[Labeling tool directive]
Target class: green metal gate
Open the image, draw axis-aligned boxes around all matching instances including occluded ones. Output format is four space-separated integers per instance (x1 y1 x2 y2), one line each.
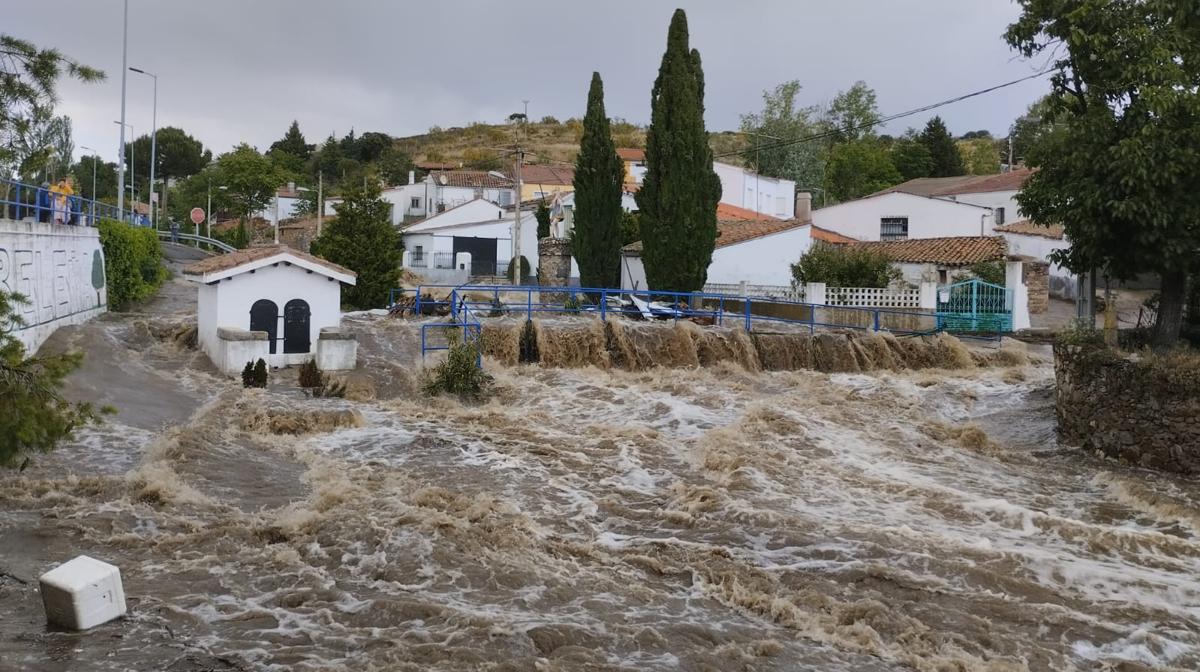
936 279 1013 333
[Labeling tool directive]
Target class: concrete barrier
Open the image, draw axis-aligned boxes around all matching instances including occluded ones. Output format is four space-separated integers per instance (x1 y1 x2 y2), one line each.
316 326 357 370
214 327 269 376
0 219 107 353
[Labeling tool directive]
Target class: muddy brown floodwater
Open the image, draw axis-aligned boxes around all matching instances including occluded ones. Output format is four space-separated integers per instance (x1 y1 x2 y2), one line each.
1 273 1199 671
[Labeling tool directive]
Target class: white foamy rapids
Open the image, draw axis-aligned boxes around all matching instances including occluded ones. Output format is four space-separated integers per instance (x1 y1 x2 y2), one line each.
4 312 1199 671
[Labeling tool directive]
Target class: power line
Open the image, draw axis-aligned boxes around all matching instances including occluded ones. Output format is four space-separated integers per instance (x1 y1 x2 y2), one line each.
717 68 1053 160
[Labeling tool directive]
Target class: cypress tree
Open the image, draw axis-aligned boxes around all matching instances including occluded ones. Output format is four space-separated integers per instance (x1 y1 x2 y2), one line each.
572 72 625 290
535 199 551 239
919 116 966 177
635 9 722 292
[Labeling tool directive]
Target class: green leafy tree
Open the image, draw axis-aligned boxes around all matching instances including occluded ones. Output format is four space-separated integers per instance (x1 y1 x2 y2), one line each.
620 211 641 246
635 9 722 292
1006 0 1200 347
823 81 881 142
919 116 965 177
376 146 414 186
790 244 900 288
959 139 1000 175
739 79 825 190
572 72 625 290
310 181 402 309
535 199 551 239
0 290 108 469
71 154 118 201
1006 96 1055 166
269 120 313 160
126 127 210 191
312 135 344 182
97 219 168 309
890 130 933 181
823 139 901 202
354 132 392 163
217 144 283 223
0 35 103 177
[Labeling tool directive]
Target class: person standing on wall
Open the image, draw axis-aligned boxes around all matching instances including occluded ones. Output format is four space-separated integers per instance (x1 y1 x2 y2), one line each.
50 177 74 225
36 182 52 223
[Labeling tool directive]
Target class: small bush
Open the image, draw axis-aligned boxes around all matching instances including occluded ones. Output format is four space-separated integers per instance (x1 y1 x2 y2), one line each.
298 359 322 388
791 243 901 288
423 338 492 400
563 294 583 312
97 219 168 310
242 358 268 388
506 255 532 284
967 261 1006 286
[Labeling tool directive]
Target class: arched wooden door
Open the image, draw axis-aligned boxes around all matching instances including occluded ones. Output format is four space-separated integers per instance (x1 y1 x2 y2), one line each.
249 299 279 354
283 299 311 354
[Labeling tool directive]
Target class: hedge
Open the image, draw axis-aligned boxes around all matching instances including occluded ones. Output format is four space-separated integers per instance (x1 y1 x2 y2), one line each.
97 219 168 310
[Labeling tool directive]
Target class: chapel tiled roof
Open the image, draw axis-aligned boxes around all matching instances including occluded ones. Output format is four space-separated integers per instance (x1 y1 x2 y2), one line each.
994 219 1065 240
182 244 356 278
851 236 1007 266
811 226 858 244
617 148 645 161
429 170 513 189
623 217 811 254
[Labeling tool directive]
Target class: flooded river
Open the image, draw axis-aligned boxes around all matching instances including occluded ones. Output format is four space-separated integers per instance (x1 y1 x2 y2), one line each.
1 272 1198 671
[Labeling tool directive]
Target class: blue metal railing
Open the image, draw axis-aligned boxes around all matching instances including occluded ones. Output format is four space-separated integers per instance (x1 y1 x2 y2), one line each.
155 230 237 253
419 286 484 365
395 284 944 342
2 177 147 227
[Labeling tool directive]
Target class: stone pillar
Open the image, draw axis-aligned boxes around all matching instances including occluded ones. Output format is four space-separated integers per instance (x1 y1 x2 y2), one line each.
537 237 573 302
806 282 827 306
1022 260 1050 314
918 281 938 310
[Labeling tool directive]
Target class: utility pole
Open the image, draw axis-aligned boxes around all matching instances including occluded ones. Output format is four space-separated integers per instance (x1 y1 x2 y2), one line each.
80 146 98 200
512 148 523 283
117 0 129 216
130 68 158 227
316 171 323 237
1007 136 1014 172
206 178 212 239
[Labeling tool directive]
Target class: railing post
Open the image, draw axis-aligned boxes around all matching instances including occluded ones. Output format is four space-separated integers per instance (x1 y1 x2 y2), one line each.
873 309 881 332
527 288 532 321
718 296 724 326
600 288 607 321
743 297 752 332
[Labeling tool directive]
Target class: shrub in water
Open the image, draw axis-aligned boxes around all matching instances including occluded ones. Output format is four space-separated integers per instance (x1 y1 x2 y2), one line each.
251 358 269 388
423 338 492 400
298 359 322 388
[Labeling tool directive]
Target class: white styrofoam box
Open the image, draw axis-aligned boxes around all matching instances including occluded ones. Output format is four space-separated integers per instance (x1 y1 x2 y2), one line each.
39 555 127 630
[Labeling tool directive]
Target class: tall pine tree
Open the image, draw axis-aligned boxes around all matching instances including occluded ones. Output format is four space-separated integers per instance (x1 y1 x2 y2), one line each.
919 116 965 177
572 72 625 290
635 9 721 292
310 180 402 309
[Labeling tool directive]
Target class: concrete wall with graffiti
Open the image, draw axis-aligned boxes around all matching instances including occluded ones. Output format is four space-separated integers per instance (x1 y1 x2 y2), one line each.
0 219 107 354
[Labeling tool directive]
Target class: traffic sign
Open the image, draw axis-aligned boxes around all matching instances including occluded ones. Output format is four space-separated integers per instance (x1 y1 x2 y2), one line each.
190 207 205 225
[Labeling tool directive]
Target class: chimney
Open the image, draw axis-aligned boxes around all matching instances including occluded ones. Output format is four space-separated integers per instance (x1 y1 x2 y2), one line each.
408 170 415 185
795 191 812 222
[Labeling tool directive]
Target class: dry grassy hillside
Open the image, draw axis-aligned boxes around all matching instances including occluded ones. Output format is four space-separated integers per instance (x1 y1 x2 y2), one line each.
393 121 748 170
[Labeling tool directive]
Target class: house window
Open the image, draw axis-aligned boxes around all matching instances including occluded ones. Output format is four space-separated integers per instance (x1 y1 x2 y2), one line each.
410 197 420 209
995 207 1006 226
412 245 425 267
938 269 949 284
880 217 909 241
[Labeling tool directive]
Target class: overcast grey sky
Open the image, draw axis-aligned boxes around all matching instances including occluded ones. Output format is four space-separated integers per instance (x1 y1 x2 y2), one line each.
9 1 1048 163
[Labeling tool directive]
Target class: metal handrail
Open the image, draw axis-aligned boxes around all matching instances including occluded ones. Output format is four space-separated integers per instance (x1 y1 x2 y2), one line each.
395 283 946 338
156 230 236 253
1 176 146 227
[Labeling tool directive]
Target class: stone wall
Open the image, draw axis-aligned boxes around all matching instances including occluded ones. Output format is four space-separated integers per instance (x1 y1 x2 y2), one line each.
1023 261 1049 314
537 238 572 287
1 219 107 354
1054 342 1200 474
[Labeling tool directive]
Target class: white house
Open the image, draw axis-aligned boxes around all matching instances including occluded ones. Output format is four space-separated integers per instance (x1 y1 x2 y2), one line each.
996 220 1075 298
254 184 308 226
424 170 515 211
712 161 797 219
616 148 795 219
850 236 1009 286
183 246 357 375
875 169 1032 227
812 191 997 243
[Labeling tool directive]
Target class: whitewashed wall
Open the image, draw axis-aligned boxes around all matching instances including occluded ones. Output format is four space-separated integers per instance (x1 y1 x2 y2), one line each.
0 219 107 354
713 161 795 218
199 264 344 369
1002 231 1076 299
621 254 647 291
949 189 1023 226
812 192 995 242
706 226 813 286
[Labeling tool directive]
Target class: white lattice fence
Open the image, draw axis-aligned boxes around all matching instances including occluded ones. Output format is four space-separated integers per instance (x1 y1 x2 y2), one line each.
825 286 922 308
703 283 805 301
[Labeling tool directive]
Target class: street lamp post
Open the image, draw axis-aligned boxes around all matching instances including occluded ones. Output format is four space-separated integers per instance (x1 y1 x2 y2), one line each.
129 67 158 228
79 146 98 200
117 0 129 215
114 121 134 222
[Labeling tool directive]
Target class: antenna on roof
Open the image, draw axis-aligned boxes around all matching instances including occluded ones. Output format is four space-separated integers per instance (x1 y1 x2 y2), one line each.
439 175 447 185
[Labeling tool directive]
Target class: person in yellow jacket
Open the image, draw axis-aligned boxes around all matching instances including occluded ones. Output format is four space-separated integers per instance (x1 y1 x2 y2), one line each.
50 177 74 225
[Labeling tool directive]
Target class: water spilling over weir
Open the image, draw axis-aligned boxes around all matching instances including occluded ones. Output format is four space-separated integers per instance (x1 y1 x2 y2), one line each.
2 292 1199 671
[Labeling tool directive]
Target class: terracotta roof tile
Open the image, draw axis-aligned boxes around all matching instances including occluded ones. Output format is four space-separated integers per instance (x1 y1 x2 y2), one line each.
182 244 356 278
852 236 1006 266
995 219 1064 240
520 164 575 186
623 218 810 254
811 226 857 244
716 202 775 221
617 148 645 161
873 168 1034 198
430 170 513 189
